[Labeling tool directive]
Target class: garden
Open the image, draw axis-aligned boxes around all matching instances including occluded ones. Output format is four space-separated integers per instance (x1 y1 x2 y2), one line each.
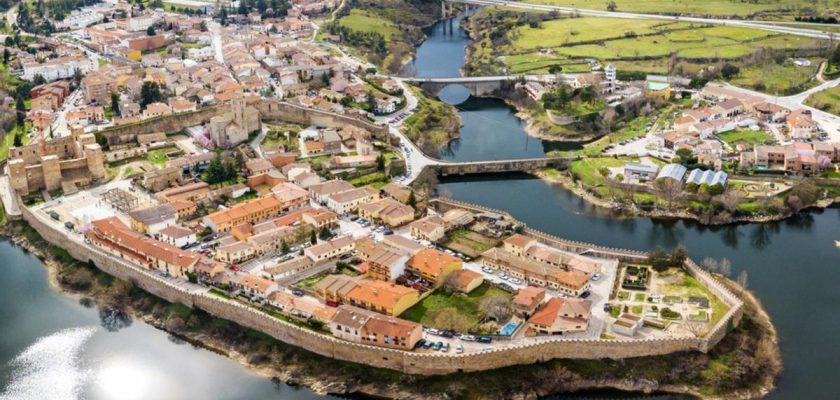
400 282 514 334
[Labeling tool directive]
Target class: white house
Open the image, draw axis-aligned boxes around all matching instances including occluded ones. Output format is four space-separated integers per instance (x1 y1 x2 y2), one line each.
611 313 644 336
158 225 197 248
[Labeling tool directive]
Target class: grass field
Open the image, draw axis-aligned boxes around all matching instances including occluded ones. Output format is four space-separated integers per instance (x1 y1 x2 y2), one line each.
717 129 774 147
522 0 834 18
804 85 840 116
400 283 512 331
728 58 821 95
337 9 400 43
473 10 826 87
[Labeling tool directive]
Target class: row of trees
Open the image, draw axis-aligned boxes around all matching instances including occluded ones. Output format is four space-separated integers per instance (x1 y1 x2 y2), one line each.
203 153 243 184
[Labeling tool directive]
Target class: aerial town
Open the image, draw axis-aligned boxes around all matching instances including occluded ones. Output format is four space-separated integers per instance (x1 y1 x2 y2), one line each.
1 0 839 398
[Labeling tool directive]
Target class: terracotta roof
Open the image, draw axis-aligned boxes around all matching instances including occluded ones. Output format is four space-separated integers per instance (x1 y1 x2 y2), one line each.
346 280 418 310
406 248 460 279
504 234 535 249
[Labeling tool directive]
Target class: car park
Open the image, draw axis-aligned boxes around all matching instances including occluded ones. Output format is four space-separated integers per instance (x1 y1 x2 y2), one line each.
477 336 492 344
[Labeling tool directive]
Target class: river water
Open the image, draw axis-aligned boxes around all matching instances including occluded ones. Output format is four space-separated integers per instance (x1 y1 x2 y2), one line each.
408 13 840 400
1 13 837 400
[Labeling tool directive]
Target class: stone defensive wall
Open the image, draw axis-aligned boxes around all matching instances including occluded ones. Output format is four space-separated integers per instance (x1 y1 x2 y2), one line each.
103 106 228 148
254 99 390 139
21 198 743 375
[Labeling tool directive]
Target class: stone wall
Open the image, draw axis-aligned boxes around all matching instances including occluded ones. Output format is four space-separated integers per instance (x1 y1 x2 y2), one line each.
103 106 227 147
256 100 389 139
20 198 743 376
433 157 576 176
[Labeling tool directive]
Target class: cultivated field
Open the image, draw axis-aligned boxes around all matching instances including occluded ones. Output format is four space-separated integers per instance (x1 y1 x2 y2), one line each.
522 0 837 18
337 9 401 43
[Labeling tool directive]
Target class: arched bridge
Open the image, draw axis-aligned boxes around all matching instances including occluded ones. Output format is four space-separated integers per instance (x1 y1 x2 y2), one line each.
396 74 564 97
431 157 577 176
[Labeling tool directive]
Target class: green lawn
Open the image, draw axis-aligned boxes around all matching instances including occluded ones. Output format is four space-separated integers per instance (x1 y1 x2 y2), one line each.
400 283 512 330
717 129 774 147
662 272 730 331
0 125 30 161
805 85 840 116
570 157 636 186
338 9 401 43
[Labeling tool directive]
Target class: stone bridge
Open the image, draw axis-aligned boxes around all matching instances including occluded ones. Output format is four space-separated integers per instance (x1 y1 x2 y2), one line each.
397 75 559 97
430 157 576 176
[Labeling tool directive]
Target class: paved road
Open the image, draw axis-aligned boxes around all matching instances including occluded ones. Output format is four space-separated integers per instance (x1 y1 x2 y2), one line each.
449 0 837 39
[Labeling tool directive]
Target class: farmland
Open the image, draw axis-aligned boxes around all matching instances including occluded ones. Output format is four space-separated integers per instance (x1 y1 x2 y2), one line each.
522 0 838 18
466 10 829 93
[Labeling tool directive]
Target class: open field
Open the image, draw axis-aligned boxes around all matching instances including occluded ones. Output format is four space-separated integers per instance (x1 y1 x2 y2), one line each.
717 129 774 147
470 10 829 89
523 0 837 18
804 85 840 116
400 283 512 331
728 58 822 95
337 9 401 43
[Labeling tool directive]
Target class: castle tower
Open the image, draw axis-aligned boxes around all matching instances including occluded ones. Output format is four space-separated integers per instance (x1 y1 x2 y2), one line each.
232 98 245 127
41 155 62 192
8 159 29 194
84 144 106 180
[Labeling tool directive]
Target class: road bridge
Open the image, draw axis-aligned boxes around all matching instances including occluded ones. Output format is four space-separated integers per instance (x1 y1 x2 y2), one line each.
396 74 572 96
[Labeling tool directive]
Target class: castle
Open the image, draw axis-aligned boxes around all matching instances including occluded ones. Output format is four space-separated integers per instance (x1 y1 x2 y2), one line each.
208 98 261 148
8 126 106 195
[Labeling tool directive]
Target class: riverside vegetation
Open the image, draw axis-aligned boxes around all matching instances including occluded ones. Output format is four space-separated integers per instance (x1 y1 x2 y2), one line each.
0 202 781 399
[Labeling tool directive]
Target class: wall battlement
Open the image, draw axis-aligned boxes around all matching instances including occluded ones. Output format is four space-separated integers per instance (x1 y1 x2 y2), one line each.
20 197 743 375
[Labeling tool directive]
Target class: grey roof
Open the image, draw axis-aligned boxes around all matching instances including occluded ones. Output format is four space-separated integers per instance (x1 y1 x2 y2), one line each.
128 203 177 226
624 162 658 174
686 169 728 187
656 163 687 182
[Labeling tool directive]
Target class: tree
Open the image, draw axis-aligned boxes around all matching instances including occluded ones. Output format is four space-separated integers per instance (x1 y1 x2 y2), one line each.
2 48 8 64
140 81 164 108
376 153 385 171
431 307 471 332
647 246 670 272
736 270 749 292
684 321 706 338
479 294 512 322
15 95 25 126
830 44 840 67
668 245 688 267
547 65 563 74
788 181 820 208
33 73 46 85
606 1 617 11
407 190 417 208
719 258 732 277
110 92 121 115
199 20 208 32
701 257 719 273
654 178 683 210
309 230 317 245
147 26 156 36
12 130 21 147
721 64 740 80
440 272 461 295
280 240 290 254
318 226 332 240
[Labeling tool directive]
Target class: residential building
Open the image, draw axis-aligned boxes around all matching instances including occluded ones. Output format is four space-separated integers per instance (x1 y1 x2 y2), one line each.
158 225 197 248
527 297 592 335
232 274 279 300
202 195 284 232
344 279 420 316
481 247 591 296
405 248 462 286
324 186 378 214
128 203 178 235
513 286 546 318
366 246 409 282
329 305 422 350
309 179 354 203
358 198 415 227
304 235 355 262
409 215 445 242
450 269 484 293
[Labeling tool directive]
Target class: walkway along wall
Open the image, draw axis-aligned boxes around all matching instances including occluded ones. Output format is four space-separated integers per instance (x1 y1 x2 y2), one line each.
21 199 742 375
255 100 390 139
103 106 227 148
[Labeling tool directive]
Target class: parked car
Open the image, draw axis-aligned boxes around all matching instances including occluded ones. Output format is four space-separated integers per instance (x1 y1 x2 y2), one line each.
291 289 304 297
455 344 463 354
433 341 443 351
422 341 433 349
414 339 426 349
477 336 493 344
580 290 591 299
442 343 450 353
461 335 476 342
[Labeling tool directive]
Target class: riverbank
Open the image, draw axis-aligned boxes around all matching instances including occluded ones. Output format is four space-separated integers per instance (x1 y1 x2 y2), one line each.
0 206 782 399
534 168 840 225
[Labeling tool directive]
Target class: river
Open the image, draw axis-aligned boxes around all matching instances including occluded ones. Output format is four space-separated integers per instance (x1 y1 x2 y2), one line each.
408 13 840 399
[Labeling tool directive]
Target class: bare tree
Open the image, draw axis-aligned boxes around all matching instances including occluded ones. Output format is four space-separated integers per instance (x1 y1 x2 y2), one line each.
440 272 461 295
701 257 719 273
719 258 732 277
718 190 743 214
654 178 683 210
479 294 513 322
431 307 472 332
736 270 749 293
684 321 706 338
